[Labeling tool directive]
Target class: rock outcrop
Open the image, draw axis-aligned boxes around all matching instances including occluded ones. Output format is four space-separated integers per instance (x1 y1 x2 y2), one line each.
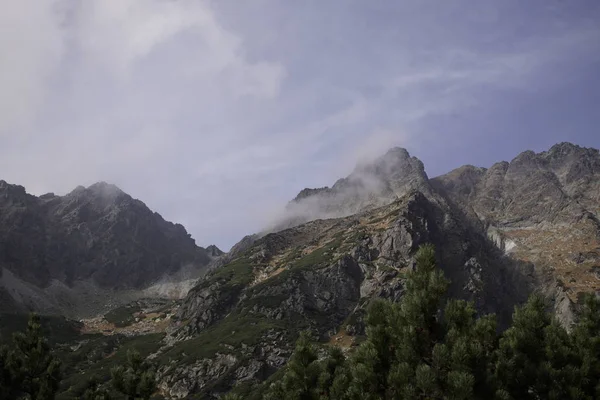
431 142 600 319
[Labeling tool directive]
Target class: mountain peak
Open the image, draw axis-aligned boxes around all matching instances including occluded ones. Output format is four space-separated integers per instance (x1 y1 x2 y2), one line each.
542 142 600 164
88 181 123 193
86 181 126 199
355 147 413 172
384 146 410 157
277 146 431 231
510 149 537 164
548 141 582 154
0 180 26 193
206 245 225 257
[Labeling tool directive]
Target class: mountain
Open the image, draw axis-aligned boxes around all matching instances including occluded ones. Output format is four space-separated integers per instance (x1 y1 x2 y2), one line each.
430 142 600 303
2 142 598 399
159 145 596 398
0 181 221 317
159 192 537 397
151 142 600 398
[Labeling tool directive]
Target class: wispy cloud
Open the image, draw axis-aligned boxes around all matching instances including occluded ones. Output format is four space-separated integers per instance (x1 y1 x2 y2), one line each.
1 0 599 249
0 1 65 135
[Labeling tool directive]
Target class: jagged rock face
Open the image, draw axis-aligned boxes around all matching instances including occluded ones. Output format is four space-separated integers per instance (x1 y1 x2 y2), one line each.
0 181 216 315
158 353 240 398
431 143 600 225
431 142 600 303
161 192 533 398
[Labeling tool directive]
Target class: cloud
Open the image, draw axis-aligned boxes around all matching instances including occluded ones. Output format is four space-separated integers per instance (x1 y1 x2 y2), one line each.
0 0 285 183
384 25 600 123
0 0 65 135
0 0 599 249
75 0 204 75
351 129 410 166
72 0 285 96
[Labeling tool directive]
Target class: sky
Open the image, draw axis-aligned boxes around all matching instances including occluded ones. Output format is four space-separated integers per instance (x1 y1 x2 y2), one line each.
1 0 599 250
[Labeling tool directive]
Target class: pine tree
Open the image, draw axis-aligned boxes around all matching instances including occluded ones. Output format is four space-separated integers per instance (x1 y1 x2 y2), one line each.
111 349 156 400
283 331 321 400
345 340 388 400
334 245 448 399
82 376 112 400
328 361 352 400
260 244 600 400
434 299 498 399
386 244 450 399
316 346 345 400
571 293 600 398
263 380 287 400
495 294 548 399
264 331 322 400
344 299 395 400
335 244 499 400
7 313 62 400
494 294 584 400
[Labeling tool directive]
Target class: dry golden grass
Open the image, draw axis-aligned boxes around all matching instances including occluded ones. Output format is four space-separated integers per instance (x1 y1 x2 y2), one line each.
502 219 600 301
251 266 287 287
328 329 355 349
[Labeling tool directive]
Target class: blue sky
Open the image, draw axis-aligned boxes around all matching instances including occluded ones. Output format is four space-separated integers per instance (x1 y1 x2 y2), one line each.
1 0 599 250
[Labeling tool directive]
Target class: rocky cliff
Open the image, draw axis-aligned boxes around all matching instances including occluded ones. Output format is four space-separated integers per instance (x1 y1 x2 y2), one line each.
431 142 600 313
153 142 600 398
0 181 220 317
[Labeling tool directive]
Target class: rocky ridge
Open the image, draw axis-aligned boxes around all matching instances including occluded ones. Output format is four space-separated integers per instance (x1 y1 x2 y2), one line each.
0 181 221 317
153 142 599 398
430 142 600 302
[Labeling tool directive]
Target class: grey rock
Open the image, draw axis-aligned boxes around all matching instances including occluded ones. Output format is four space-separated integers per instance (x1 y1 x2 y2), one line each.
158 353 238 399
162 187 536 397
